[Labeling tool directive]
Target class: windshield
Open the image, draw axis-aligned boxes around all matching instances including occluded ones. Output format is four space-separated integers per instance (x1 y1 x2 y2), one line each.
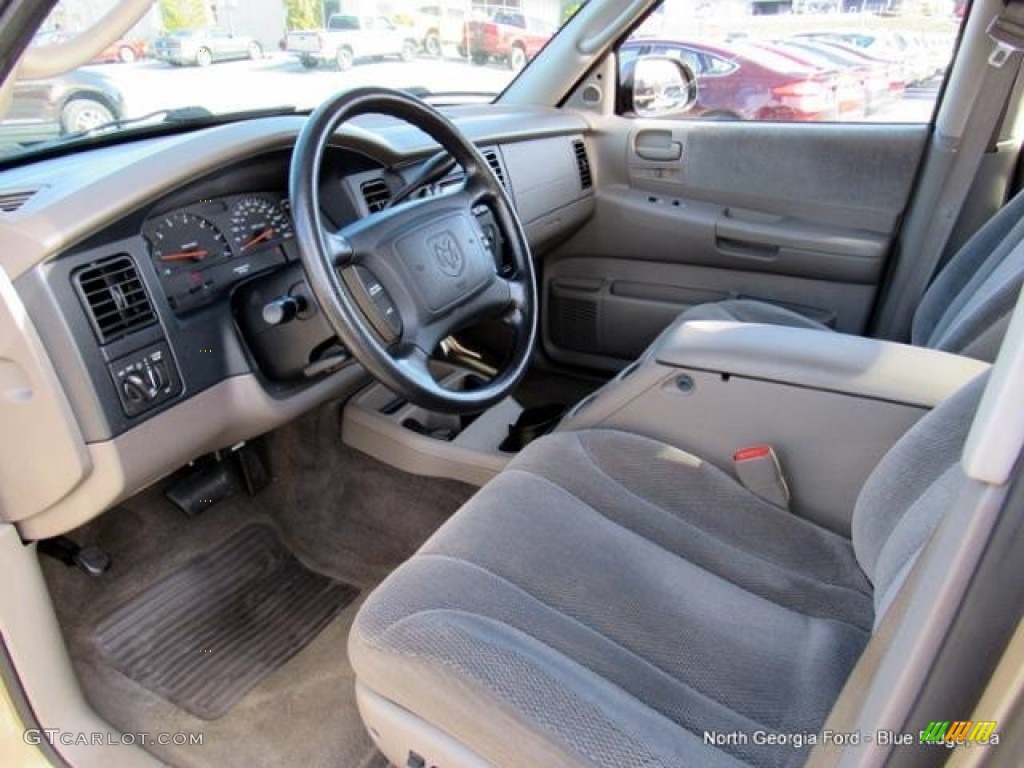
0 0 582 161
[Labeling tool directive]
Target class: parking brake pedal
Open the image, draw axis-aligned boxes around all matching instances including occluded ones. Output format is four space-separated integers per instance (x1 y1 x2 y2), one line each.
38 536 111 576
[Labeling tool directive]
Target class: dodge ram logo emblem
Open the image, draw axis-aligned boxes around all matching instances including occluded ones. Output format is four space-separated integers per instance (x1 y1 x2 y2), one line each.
430 232 464 277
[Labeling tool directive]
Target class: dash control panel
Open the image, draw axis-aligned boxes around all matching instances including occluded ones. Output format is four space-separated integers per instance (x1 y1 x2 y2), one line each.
108 341 182 418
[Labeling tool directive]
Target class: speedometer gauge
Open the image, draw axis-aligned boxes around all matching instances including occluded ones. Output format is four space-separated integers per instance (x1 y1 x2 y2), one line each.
229 196 293 253
146 212 231 274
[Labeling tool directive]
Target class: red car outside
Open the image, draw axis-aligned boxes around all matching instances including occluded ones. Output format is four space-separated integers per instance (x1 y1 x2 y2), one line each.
741 40 866 120
91 38 147 64
621 39 839 122
806 38 907 98
780 38 897 115
464 12 554 70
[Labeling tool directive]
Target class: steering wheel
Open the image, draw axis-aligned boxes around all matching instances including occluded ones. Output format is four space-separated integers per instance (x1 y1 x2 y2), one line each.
289 87 537 414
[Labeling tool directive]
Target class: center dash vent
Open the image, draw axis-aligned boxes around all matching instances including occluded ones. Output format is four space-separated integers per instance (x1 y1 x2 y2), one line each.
0 189 38 213
482 149 507 189
572 139 592 190
360 178 392 213
74 255 156 345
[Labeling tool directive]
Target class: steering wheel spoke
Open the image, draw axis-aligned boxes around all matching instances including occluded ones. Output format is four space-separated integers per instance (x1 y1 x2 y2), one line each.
324 229 356 267
460 165 494 209
290 86 537 414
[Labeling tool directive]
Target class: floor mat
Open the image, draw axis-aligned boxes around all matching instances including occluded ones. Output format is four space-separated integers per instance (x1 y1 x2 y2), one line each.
93 524 358 720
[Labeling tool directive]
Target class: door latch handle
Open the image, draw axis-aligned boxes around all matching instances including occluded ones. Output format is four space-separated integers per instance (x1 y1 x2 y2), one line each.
634 129 682 162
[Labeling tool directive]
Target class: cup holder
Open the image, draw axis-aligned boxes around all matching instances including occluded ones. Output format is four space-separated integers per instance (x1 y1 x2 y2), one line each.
395 371 491 441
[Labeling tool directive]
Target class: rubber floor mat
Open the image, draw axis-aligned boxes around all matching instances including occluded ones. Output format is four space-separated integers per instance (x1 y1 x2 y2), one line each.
94 524 358 719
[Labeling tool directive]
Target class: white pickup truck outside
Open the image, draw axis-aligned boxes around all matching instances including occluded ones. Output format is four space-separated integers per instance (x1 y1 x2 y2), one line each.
286 14 419 70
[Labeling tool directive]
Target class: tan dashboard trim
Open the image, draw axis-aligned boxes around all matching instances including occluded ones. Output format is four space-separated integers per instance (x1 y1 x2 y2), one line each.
0 109 587 282
16 366 367 540
0 525 163 768
0 268 91 525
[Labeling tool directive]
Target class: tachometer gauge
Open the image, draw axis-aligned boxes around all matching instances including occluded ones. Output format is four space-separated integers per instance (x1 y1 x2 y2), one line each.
147 212 231 274
229 196 293 253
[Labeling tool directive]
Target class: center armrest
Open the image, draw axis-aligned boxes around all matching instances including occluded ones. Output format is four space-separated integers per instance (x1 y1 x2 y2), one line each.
562 321 990 535
653 321 989 408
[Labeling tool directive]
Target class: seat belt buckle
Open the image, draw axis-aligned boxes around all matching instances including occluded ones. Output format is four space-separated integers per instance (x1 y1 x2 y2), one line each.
987 15 1024 68
733 445 790 510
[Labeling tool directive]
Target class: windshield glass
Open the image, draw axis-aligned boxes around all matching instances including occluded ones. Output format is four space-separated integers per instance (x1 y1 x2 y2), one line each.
0 0 582 161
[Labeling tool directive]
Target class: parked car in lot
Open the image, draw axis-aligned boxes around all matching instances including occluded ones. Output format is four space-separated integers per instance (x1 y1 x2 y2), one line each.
0 68 122 147
407 4 468 57
286 14 418 70
744 40 866 119
153 28 262 67
464 11 554 69
796 38 906 102
621 39 839 122
795 30 936 85
32 30 146 64
91 37 147 64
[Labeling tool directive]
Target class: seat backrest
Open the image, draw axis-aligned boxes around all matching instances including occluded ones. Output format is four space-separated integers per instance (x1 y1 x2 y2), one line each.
851 373 986 625
912 190 1024 361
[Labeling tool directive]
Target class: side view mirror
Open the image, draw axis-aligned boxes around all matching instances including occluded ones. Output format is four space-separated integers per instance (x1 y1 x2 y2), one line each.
621 55 698 118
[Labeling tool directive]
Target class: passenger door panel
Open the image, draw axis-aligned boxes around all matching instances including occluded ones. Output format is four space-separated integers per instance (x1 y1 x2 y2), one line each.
542 120 929 370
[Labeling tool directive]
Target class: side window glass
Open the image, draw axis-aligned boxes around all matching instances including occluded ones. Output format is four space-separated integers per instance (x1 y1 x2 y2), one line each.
620 0 963 123
653 44 702 75
705 54 737 77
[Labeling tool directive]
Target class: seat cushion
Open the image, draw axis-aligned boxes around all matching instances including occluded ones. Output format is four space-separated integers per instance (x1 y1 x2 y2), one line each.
350 430 873 768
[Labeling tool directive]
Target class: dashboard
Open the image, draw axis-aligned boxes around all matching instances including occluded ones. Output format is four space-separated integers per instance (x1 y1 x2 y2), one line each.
0 106 596 539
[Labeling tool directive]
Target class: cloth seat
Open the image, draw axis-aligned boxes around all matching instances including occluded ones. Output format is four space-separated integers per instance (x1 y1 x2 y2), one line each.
672 190 1024 362
349 375 985 767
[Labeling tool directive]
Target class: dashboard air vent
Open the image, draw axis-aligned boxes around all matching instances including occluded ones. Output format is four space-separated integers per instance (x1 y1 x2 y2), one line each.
74 255 156 345
482 149 507 189
573 139 592 190
0 189 38 213
360 178 391 213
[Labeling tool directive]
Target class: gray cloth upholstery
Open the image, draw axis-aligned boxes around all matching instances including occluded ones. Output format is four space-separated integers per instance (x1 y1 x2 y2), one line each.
911 190 1024 359
350 374 985 767
673 191 1024 362
852 375 984 616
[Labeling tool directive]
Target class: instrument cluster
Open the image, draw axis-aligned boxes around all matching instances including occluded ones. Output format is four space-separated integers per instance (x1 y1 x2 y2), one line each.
143 193 295 314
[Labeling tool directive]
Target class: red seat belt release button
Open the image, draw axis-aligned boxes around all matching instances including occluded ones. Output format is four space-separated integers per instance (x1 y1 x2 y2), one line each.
733 445 791 510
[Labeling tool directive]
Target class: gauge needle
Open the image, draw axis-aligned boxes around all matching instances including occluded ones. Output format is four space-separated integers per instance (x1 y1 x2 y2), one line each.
159 249 209 263
241 228 274 252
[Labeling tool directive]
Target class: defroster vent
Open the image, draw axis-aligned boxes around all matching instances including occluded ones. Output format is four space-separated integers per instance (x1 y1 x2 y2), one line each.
0 189 38 213
572 139 592 190
74 255 156 345
482 149 507 189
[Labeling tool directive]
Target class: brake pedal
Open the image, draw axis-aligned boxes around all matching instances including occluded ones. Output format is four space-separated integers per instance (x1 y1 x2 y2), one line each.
165 440 271 518
165 457 238 518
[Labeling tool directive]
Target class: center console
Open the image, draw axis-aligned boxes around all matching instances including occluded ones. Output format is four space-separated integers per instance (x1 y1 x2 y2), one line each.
559 321 990 535
342 365 525 486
